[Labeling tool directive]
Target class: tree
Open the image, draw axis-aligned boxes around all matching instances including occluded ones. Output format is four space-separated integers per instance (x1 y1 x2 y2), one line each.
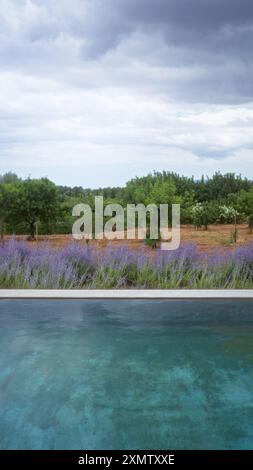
191 202 214 230
180 190 196 224
0 183 19 240
236 189 253 231
0 172 21 185
147 178 177 206
217 205 239 224
195 172 251 202
18 178 59 239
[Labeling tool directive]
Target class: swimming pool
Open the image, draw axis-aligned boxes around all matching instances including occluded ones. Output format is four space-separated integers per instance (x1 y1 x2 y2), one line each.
0 299 253 450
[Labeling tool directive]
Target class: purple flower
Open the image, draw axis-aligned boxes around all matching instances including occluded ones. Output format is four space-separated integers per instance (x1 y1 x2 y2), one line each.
0 238 253 289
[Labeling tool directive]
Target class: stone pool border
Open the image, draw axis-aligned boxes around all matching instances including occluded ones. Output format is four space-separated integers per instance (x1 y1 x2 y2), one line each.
0 289 253 299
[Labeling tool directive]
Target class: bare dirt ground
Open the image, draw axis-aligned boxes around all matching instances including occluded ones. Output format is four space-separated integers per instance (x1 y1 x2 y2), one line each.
180 224 253 252
5 224 253 252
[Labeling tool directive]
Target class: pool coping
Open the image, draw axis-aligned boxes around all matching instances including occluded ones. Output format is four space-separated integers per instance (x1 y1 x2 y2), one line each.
0 289 253 299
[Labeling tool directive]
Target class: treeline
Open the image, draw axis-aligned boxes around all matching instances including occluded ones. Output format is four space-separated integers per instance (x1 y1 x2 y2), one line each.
0 171 253 238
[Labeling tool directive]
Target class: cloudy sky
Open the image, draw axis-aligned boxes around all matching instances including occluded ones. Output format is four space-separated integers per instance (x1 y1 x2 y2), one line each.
1 0 253 187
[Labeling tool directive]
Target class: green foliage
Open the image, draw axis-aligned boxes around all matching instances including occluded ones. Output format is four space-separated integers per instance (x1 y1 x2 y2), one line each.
17 178 59 238
0 178 59 238
147 178 177 205
0 172 21 184
0 183 20 238
191 202 217 229
217 205 239 224
195 172 251 202
180 190 196 224
1 171 253 236
236 188 253 222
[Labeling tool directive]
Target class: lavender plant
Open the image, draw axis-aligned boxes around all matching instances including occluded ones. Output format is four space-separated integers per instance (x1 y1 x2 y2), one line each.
0 238 252 289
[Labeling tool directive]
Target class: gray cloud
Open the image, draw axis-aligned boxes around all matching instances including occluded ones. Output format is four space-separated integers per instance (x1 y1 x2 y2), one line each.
79 0 253 59
80 0 253 103
0 0 253 184
1 0 252 103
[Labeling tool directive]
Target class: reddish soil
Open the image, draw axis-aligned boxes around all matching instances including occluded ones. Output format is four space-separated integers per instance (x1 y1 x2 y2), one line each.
5 224 253 253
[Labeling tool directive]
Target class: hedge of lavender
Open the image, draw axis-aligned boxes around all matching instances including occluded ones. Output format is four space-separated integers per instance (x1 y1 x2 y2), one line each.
0 238 253 289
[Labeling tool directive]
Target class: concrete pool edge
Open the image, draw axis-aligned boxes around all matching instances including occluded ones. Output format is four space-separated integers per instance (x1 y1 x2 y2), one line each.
0 289 253 299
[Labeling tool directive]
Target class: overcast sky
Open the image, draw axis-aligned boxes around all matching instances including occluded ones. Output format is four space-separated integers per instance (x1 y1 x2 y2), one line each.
1 0 253 187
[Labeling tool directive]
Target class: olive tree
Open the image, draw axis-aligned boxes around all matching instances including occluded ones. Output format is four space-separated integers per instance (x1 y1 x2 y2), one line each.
217 205 239 224
191 203 210 230
18 178 59 239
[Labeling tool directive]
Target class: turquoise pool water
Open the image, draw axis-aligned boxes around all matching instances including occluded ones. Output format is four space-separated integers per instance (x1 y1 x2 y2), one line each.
0 299 253 450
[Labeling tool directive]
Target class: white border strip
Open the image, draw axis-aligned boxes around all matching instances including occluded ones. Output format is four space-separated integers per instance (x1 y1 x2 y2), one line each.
0 289 253 299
